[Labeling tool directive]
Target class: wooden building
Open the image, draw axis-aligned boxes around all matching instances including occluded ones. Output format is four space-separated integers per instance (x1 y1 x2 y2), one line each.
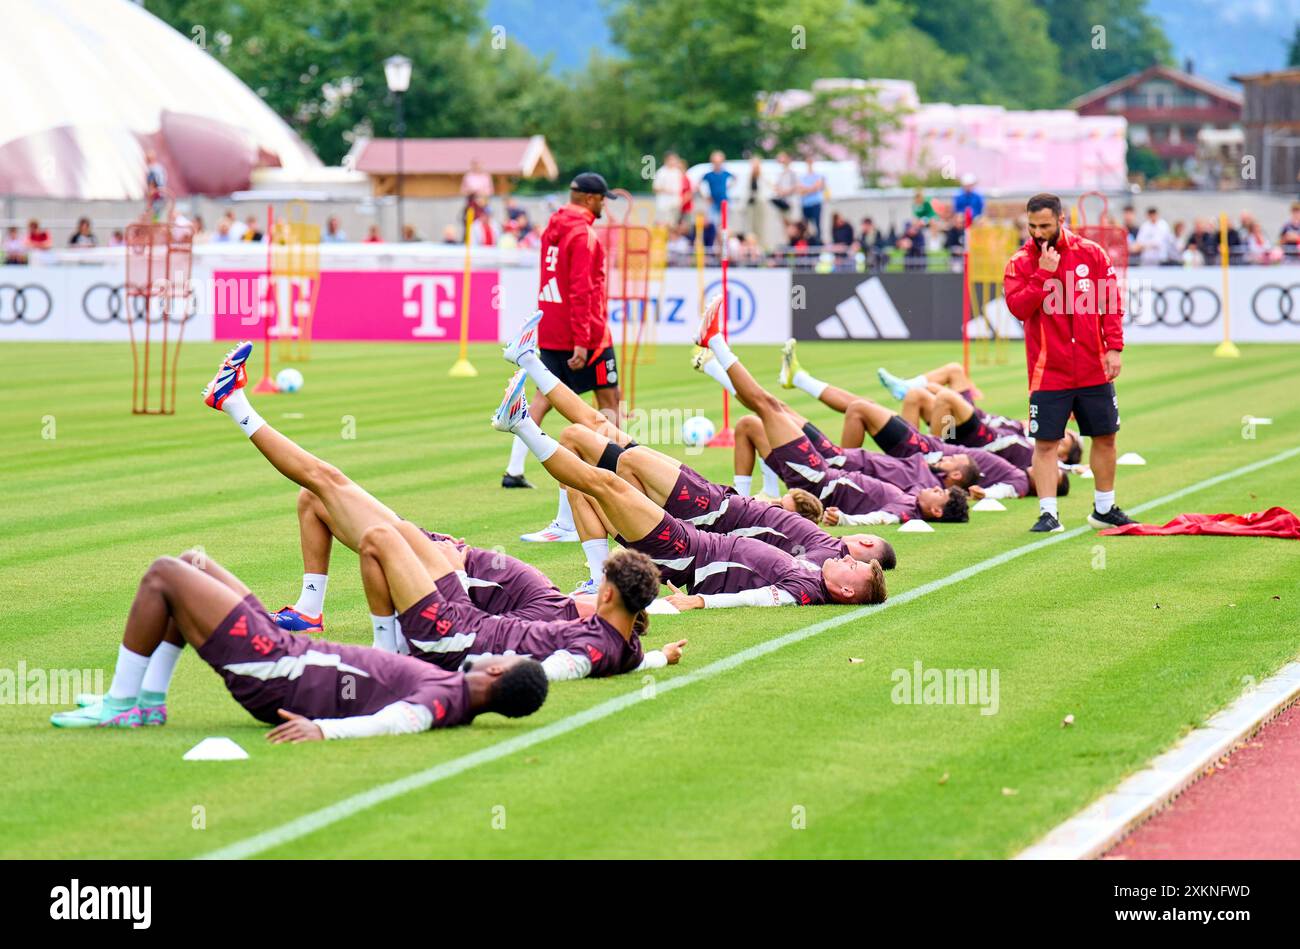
346 135 558 198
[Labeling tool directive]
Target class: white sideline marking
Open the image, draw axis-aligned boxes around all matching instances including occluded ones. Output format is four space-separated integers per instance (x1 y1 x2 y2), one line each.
1016 662 1300 860
199 444 1300 860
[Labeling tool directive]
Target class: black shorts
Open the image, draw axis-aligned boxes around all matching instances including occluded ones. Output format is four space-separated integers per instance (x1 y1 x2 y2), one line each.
1028 383 1119 441
539 346 619 394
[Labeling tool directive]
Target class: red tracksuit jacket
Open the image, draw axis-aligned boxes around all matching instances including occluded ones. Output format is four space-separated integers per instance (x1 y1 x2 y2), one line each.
536 204 610 354
1003 227 1124 392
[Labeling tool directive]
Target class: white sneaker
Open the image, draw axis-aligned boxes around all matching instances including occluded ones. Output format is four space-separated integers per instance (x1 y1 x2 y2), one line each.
520 520 579 542
502 310 543 365
490 369 530 432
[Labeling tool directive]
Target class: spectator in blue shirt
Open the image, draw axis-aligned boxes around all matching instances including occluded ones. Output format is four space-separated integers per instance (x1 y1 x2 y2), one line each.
799 162 826 241
952 173 984 220
698 151 734 241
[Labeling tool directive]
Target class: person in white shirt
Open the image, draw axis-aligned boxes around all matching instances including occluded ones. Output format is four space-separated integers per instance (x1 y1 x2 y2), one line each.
1134 207 1173 266
652 152 684 226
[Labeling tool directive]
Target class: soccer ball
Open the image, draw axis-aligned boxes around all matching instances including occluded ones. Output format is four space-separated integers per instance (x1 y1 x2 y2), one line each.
682 415 715 447
276 368 304 393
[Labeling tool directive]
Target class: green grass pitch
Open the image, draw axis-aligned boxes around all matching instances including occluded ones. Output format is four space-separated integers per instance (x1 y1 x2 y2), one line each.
1 339 1297 858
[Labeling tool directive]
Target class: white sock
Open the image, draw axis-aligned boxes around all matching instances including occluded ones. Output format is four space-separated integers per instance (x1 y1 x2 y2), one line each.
1039 496 1058 518
792 369 828 400
733 473 753 496
108 644 150 701
293 573 328 616
518 350 559 396
512 417 559 463
760 459 782 496
141 641 183 696
506 437 529 477
701 356 737 395
1094 489 1115 515
220 389 265 438
708 334 738 371
555 489 576 532
371 613 398 652
582 538 609 582
906 374 929 391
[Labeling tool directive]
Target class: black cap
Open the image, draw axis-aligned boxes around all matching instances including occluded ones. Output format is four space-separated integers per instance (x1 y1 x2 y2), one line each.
570 172 609 196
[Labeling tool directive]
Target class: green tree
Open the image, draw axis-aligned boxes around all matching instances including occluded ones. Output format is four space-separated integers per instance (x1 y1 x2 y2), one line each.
143 0 565 165
1289 23 1300 67
762 86 910 187
1035 0 1173 102
900 0 1062 108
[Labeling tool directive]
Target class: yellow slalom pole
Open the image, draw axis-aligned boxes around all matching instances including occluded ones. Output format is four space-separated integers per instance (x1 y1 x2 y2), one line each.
1213 212 1239 358
694 212 705 319
449 206 478 377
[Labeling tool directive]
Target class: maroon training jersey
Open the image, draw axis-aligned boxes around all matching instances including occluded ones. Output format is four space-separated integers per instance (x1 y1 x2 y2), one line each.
767 436 919 521
661 465 845 563
882 419 1030 496
954 406 1034 469
831 450 940 497
198 594 473 728
423 530 578 622
399 575 643 677
624 513 830 604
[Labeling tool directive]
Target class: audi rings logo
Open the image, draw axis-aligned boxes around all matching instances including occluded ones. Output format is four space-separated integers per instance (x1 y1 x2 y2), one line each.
82 283 194 325
0 283 53 325
1251 284 1300 325
1125 285 1220 327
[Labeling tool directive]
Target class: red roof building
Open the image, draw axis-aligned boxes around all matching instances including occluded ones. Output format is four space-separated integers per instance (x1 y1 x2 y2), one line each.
1070 64 1241 167
345 135 558 197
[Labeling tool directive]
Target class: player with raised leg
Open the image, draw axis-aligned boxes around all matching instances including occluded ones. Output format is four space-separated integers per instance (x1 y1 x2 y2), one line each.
492 368 886 609
50 549 548 736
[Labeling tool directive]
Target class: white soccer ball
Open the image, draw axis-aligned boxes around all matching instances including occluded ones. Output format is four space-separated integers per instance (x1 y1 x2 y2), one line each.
682 415 715 447
276 367 304 393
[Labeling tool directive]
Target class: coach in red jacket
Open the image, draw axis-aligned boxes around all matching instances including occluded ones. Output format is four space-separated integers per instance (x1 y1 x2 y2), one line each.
502 172 622 545
1004 193 1135 533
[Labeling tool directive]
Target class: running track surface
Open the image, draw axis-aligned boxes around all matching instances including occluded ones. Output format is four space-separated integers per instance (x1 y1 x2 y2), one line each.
1106 700 1300 859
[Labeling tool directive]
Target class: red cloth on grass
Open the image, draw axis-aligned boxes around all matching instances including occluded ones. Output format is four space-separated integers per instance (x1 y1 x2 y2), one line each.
1100 507 1300 539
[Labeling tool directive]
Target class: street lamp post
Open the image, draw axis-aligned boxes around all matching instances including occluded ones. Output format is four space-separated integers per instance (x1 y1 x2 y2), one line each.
384 54 412 241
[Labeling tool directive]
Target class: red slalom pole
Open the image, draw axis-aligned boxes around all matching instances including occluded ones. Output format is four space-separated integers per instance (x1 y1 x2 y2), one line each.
254 203 279 392
707 199 735 447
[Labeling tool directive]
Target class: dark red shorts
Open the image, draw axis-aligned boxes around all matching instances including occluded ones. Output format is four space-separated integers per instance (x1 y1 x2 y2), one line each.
765 436 829 492
197 594 293 725
397 574 490 670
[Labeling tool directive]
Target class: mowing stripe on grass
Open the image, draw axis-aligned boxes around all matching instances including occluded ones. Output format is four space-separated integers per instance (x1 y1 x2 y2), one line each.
199 443 1300 860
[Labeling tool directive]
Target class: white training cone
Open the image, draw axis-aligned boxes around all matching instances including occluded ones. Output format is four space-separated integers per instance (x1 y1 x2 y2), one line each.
899 519 935 533
646 598 680 615
183 737 249 761
972 497 1007 512
1117 452 1146 465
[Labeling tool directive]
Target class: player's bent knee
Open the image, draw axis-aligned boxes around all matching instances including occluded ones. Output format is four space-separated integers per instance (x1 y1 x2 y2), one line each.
358 523 401 558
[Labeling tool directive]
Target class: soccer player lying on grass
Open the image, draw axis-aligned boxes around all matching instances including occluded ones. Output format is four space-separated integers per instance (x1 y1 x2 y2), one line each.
277 484 583 636
49 549 548 738
497 310 897 583
689 304 968 526
872 358 1083 469
556 426 898 586
200 342 578 652
200 342 682 680
770 343 1062 500
357 522 684 680
491 367 887 610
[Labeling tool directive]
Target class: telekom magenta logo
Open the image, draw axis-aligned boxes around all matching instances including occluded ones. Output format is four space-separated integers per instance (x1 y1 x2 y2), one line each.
401 275 457 337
